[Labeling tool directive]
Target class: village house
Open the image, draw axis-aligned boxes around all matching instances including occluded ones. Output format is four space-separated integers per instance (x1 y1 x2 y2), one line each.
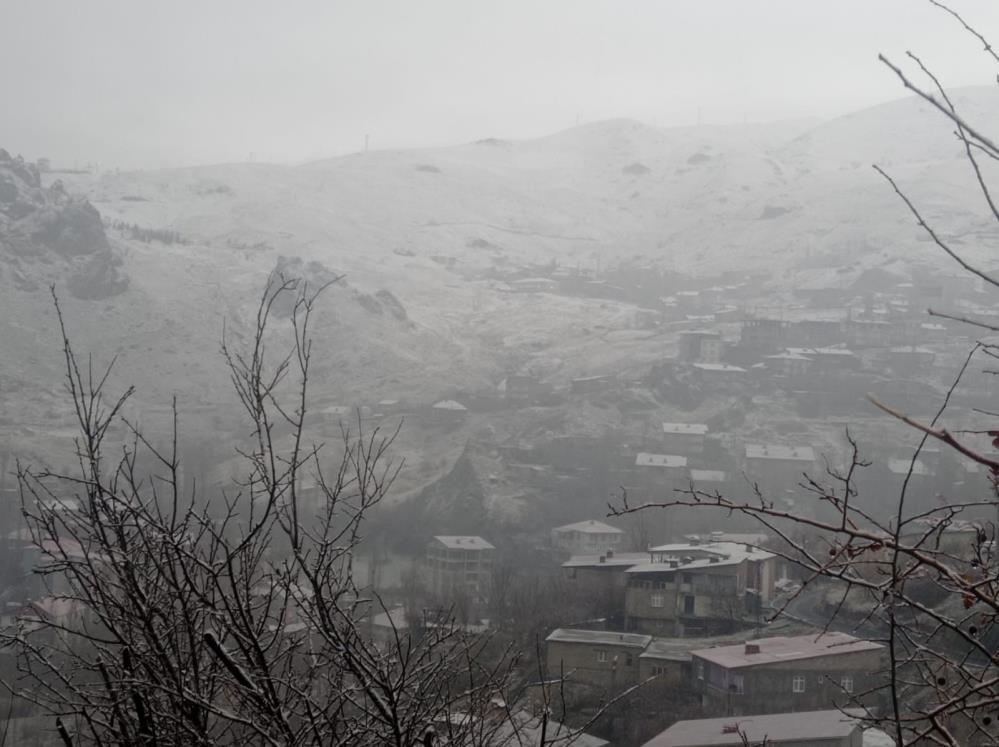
431 399 469 423
662 422 709 455
632 452 689 502
638 638 693 687
687 470 732 496
545 628 651 691
691 363 747 384
690 633 886 717
425 536 495 605
740 318 788 353
678 330 724 363
563 550 650 619
765 351 814 378
551 519 626 557
743 444 817 504
641 709 869 747
623 542 777 635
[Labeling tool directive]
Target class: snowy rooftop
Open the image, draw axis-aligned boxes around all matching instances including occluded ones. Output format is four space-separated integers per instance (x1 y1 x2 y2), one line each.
546 628 652 648
636 453 687 468
745 444 816 461
643 709 863 747
662 422 709 435
432 399 468 411
691 632 883 670
563 552 651 569
692 363 746 372
552 519 624 535
887 458 930 476
689 469 726 482
431 535 494 550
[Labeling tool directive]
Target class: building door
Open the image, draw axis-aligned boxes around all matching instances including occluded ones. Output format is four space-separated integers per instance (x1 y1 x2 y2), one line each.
683 595 695 614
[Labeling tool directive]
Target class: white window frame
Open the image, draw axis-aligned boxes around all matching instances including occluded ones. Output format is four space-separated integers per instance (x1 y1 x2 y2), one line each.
650 593 665 608
696 660 705 680
792 675 806 693
596 650 608 663
841 675 854 693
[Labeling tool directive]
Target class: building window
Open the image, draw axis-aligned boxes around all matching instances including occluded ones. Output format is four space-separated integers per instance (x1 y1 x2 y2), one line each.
841 675 854 693
792 675 806 693
650 593 665 608
652 665 666 676
596 650 608 663
696 660 705 680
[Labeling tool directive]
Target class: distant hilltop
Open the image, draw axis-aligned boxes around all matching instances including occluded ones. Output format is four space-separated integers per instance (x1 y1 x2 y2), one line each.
0 148 126 299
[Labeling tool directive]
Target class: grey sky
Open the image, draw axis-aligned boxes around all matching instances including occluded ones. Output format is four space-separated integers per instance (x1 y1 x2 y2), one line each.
3 0 999 169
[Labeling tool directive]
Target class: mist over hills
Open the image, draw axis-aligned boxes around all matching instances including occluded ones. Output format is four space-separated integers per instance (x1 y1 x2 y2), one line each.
2 86 997 507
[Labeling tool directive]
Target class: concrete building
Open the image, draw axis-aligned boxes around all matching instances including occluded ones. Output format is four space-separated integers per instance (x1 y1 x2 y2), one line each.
743 444 817 503
740 318 788 353
551 519 625 556
641 709 866 747
691 633 886 716
425 536 495 604
624 542 777 635
678 330 724 364
632 452 689 503
662 423 709 455
545 628 651 691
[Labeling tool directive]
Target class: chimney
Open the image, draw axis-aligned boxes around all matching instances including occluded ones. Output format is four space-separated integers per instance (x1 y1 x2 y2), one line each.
709 556 720 564
599 555 606 563
606 549 614 558
744 643 760 655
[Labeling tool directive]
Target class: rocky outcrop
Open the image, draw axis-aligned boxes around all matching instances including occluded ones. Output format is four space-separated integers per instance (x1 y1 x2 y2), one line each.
0 149 127 299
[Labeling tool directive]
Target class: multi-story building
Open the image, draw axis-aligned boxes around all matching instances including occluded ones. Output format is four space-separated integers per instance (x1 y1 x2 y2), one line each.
623 542 777 635
662 422 709 455
551 520 625 557
690 633 886 716
425 536 495 604
545 628 651 691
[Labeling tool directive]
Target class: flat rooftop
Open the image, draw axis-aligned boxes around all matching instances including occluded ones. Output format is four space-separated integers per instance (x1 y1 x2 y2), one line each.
662 422 709 435
431 536 494 550
553 520 624 535
649 541 775 563
689 469 726 482
642 709 861 747
546 628 652 649
744 444 816 462
563 552 651 569
636 453 687 468
691 632 883 669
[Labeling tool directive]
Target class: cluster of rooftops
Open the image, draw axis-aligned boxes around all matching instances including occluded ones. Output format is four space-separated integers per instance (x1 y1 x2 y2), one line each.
545 629 883 671
562 540 775 575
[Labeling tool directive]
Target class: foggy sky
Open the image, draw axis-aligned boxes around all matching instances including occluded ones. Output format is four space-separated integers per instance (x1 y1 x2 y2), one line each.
4 0 999 169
